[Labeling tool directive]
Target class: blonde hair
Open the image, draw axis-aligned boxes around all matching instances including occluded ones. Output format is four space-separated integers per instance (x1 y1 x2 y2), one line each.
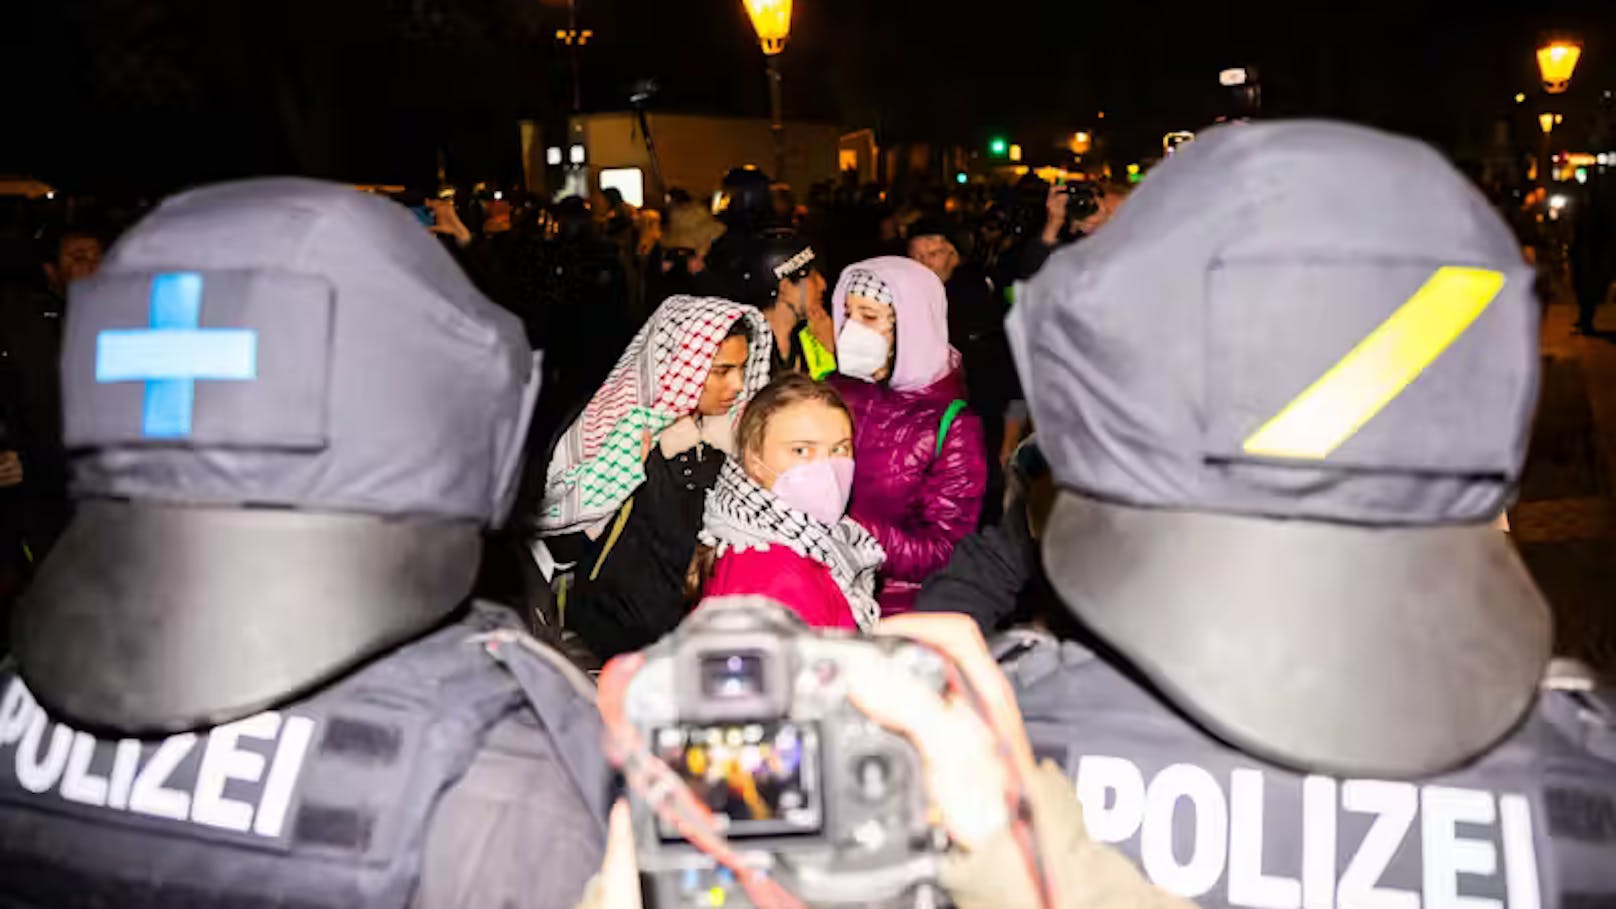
685 373 853 604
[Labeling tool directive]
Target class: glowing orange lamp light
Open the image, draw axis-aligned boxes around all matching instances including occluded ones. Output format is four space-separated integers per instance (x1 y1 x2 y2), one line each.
743 0 793 55
1537 40 1582 94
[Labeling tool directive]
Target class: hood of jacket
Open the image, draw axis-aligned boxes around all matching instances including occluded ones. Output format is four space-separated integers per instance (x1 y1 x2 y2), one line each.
832 255 955 392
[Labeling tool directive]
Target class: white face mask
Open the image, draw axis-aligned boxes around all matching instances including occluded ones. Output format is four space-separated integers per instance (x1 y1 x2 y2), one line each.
837 320 891 382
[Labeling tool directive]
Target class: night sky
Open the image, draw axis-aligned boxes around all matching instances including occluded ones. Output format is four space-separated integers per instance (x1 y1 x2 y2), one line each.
5 0 1613 194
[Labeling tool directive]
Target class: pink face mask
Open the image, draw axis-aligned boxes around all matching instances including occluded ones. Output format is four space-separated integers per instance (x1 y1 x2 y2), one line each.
769 457 855 525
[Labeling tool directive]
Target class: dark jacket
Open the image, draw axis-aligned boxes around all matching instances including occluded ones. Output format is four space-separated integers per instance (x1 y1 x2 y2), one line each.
565 440 724 659
945 265 1017 400
1000 631 1616 909
0 286 70 560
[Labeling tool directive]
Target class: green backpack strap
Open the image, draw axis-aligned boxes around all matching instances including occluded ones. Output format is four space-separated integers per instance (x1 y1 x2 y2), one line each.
936 400 967 459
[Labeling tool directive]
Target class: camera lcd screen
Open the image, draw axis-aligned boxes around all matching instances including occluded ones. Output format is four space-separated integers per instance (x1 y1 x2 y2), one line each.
699 652 766 700
653 722 822 839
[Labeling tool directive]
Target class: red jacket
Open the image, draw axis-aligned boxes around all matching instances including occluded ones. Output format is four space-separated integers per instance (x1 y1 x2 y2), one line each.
701 546 858 629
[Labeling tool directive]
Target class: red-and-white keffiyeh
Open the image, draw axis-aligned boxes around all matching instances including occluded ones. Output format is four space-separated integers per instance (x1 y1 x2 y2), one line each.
535 295 772 536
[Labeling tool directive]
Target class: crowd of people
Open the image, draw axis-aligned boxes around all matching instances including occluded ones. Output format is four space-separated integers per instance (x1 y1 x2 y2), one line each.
0 117 1613 909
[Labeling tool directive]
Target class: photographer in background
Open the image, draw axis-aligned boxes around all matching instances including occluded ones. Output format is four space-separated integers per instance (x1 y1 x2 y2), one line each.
996 177 1125 289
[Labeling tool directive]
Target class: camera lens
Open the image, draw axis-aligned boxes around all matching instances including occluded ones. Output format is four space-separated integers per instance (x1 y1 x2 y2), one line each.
700 652 766 699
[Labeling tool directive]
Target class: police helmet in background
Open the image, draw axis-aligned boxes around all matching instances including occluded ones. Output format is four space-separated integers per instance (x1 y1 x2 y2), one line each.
727 228 817 311
1008 120 1550 779
714 166 774 228
15 178 540 734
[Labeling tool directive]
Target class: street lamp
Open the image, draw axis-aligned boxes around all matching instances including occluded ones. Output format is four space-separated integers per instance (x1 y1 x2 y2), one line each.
1539 112 1561 186
743 0 793 179
1537 39 1582 94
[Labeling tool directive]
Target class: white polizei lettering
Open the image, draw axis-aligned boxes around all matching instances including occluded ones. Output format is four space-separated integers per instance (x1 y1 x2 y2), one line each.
106 738 142 810
1075 755 1147 844
14 714 72 794
1230 769 1302 909
0 679 34 746
1338 780 1419 909
1141 763 1228 898
128 733 197 821
253 714 316 838
1302 776 1338 909
1422 786 1501 909
59 731 110 807
1498 795 1541 909
191 712 280 832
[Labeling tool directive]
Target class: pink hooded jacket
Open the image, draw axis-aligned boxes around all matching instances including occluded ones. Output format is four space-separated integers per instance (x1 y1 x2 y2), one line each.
830 256 987 615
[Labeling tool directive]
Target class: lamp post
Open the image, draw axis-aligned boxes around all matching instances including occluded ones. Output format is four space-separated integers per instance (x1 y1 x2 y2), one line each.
1539 112 1558 186
1535 37 1582 188
743 0 793 180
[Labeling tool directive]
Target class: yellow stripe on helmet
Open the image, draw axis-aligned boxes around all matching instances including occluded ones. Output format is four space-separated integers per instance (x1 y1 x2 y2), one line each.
1242 266 1506 460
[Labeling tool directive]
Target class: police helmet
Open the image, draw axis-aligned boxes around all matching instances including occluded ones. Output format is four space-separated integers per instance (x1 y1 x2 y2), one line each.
16 178 539 734
715 166 774 226
1009 121 1551 779
732 228 817 311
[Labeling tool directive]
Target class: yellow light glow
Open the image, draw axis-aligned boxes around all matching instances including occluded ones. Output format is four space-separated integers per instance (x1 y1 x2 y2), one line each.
1009 144 1023 162
1126 163 1141 175
1537 41 1582 94
1069 131 1093 155
1540 112 1557 134
1515 92 1527 104
742 0 793 54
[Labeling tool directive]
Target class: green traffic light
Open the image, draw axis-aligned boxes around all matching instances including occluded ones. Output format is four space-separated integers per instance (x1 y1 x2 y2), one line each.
989 137 1008 156
955 172 969 185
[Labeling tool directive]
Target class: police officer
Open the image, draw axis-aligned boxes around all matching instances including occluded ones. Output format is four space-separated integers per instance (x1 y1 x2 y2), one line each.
705 168 783 308
0 179 609 907
721 228 836 379
996 121 1616 908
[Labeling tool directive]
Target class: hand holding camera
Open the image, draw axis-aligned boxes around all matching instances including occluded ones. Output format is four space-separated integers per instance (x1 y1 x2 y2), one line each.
593 600 1057 909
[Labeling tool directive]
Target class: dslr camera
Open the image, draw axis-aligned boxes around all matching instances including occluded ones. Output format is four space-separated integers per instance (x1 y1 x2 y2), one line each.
610 599 950 908
1063 181 1102 221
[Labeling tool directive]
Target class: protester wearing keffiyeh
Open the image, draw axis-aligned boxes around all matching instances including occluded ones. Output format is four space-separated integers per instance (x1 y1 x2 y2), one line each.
701 459 886 631
536 296 772 537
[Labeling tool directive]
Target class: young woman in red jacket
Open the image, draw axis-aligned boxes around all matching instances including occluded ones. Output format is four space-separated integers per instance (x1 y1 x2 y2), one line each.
695 373 886 631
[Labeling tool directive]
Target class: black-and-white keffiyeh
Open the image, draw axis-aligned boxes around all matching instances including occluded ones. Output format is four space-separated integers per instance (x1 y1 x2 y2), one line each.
700 459 886 630
842 267 894 306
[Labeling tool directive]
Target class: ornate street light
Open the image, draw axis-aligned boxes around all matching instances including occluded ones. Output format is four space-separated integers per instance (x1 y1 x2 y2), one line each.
1537 39 1582 94
743 0 794 178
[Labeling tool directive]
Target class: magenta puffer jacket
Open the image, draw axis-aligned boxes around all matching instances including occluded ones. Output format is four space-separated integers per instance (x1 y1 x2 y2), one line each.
830 257 988 615
831 367 986 614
